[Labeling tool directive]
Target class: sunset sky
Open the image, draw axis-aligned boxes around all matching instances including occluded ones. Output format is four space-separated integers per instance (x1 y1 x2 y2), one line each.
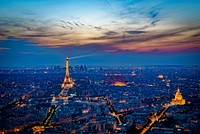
0 0 200 67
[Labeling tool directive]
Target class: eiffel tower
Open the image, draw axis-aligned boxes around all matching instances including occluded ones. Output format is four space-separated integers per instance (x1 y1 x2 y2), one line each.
61 57 74 89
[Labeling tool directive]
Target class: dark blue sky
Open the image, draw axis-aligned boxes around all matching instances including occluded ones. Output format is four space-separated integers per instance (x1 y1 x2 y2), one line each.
0 0 200 67
0 37 199 67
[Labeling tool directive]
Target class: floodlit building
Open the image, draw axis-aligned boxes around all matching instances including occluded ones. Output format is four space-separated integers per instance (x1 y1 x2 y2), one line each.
171 87 186 105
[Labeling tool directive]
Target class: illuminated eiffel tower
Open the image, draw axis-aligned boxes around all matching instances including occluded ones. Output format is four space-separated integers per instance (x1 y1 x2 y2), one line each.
61 57 74 89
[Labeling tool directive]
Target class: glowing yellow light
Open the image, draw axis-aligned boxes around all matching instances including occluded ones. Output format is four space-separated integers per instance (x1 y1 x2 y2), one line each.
32 126 45 134
14 127 20 132
61 58 74 89
157 74 164 79
171 87 186 105
114 82 127 86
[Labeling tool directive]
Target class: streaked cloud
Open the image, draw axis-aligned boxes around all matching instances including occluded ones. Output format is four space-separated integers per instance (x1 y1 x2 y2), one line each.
126 30 146 34
0 47 10 50
0 0 200 54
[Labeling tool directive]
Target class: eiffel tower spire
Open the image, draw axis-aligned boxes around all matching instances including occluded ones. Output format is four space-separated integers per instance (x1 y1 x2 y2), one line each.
61 57 74 89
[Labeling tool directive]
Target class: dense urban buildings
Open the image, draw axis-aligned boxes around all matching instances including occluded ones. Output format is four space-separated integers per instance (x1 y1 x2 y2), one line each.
0 0 200 133
0 62 199 133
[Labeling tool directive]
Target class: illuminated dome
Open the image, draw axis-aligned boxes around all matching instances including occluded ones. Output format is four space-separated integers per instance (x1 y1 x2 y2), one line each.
171 87 185 105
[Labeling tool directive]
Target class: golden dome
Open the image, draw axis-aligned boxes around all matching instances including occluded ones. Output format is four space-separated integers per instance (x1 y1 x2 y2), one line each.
171 87 185 105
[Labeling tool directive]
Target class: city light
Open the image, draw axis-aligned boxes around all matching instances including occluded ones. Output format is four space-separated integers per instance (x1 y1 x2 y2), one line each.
113 82 127 87
0 0 199 133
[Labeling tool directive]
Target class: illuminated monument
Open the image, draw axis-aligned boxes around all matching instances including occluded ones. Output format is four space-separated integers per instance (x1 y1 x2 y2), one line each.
171 87 185 105
61 57 74 89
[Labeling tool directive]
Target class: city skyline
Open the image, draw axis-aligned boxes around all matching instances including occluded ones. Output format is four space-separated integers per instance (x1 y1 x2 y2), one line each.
1 63 199 133
0 1 200 133
0 0 200 67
